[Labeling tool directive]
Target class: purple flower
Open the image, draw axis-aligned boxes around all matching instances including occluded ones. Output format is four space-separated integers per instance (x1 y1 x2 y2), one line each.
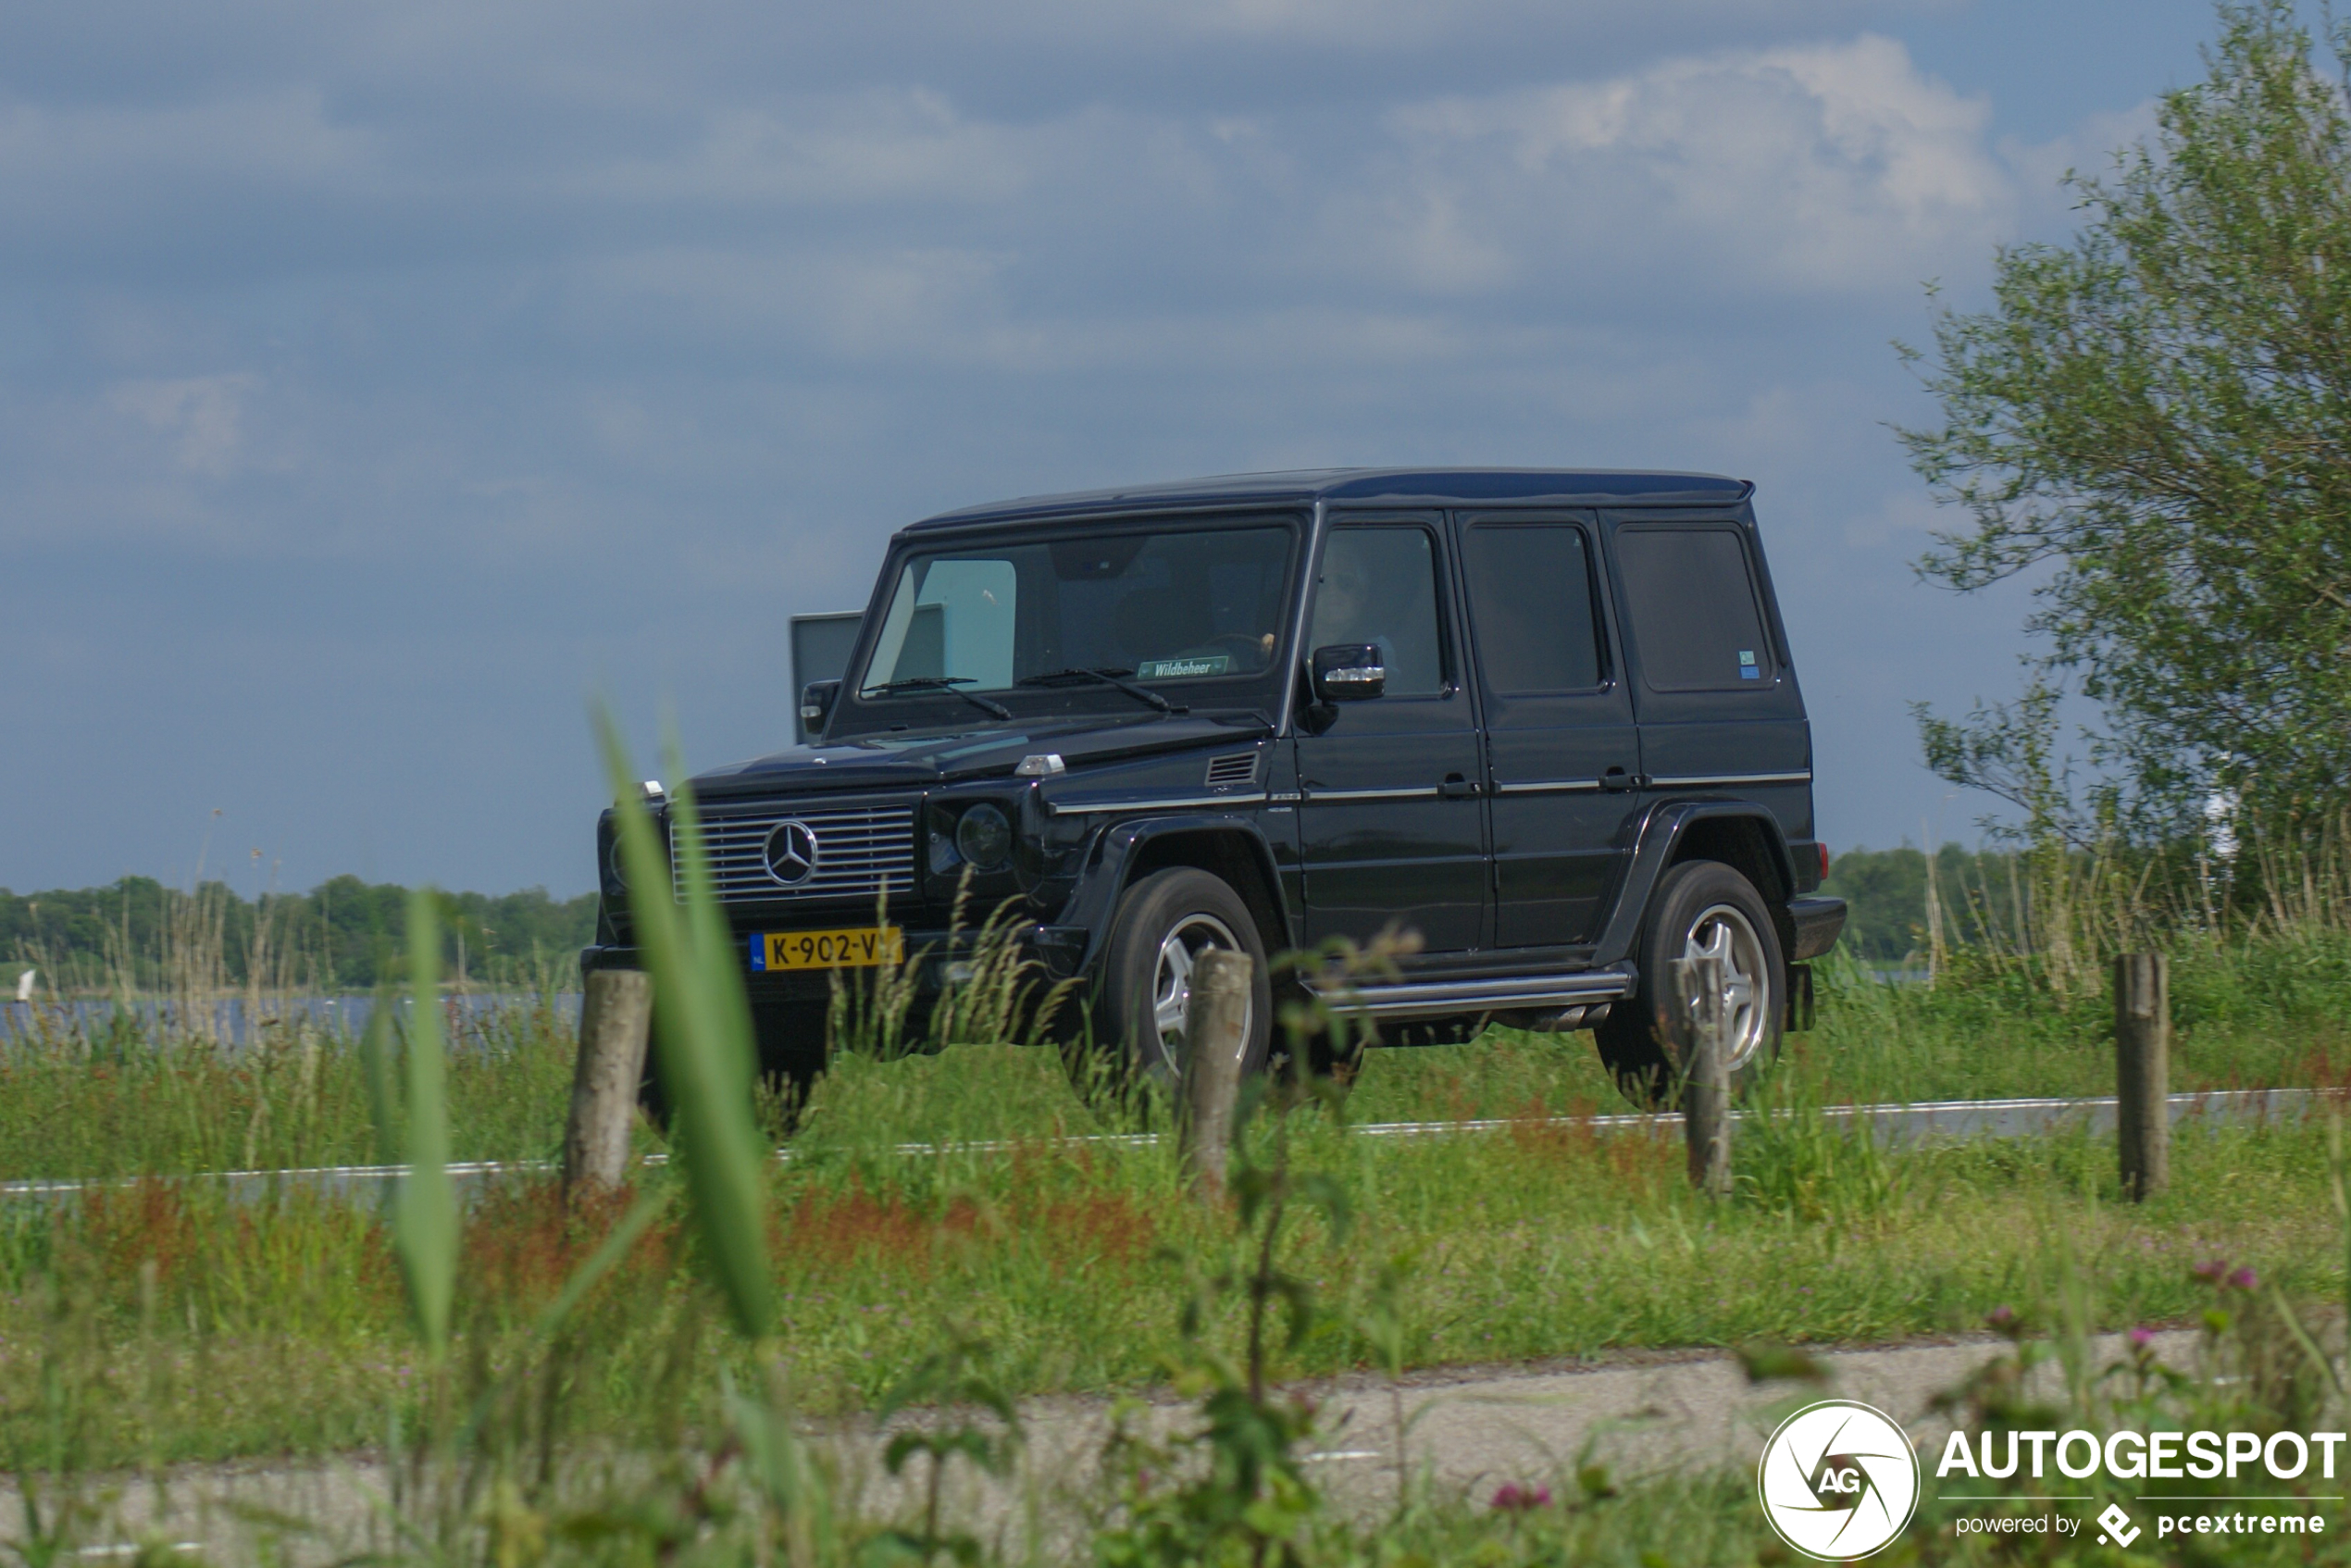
2129 1326 2154 1349
1492 1483 1551 1513
1986 1305 2016 1329
2192 1258 2228 1283
2228 1266 2258 1291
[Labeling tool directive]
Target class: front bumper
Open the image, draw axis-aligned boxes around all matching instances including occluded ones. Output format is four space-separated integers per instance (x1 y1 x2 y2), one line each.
1785 895 1847 962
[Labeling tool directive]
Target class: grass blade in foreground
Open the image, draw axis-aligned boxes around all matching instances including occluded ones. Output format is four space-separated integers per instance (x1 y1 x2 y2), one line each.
393 889 457 1358
594 705 774 1339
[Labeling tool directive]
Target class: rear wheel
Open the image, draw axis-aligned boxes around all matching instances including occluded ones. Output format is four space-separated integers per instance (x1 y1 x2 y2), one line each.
1597 859 1784 1109
1094 867 1273 1084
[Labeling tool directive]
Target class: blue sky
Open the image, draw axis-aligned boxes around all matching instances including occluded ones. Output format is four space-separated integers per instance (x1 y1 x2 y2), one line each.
0 1 2245 897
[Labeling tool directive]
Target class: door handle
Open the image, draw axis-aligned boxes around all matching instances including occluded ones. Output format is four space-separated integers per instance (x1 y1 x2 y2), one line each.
1601 766 1638 793
1440 774 1479 799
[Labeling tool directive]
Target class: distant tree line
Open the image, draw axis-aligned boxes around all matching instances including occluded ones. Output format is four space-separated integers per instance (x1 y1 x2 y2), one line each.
0 876 599 994
1821 846 2039 964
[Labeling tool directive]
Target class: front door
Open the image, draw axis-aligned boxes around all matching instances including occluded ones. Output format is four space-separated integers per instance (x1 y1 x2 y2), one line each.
1293 517 1487 952
1456 513 1644 947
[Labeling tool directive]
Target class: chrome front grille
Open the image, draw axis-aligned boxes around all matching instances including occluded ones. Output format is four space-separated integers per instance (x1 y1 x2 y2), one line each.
678 800 917 905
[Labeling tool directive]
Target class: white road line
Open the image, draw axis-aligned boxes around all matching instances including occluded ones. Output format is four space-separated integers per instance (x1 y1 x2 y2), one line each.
0 1089 2317 1204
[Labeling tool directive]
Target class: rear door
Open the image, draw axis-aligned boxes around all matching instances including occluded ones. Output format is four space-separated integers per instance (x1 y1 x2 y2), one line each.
1292 516 1488 952
1605 516 1811 836
1454 512 1644 948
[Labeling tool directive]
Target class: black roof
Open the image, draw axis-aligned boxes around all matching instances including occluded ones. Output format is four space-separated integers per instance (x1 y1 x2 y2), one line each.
906 467 1750 531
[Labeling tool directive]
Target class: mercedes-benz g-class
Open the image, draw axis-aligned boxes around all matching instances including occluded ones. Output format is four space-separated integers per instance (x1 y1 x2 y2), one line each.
584 468 1846 1104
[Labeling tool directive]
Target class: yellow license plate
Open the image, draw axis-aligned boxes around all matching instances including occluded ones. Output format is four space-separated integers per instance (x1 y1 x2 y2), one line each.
751 927 904 972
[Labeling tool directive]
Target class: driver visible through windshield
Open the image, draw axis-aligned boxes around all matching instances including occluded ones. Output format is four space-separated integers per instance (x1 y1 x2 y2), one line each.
855 520 1296 707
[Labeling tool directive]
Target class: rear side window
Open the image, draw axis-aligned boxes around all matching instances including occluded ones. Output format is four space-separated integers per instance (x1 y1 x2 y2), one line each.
1613 527 1774 691
1462 523 1603 692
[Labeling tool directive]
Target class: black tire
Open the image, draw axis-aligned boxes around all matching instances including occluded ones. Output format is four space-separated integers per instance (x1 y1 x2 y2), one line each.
1596 859 1785 1109
1094 867 1274 1084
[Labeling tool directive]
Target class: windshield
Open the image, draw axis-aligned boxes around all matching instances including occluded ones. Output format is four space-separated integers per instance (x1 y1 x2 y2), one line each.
852 519 1298 709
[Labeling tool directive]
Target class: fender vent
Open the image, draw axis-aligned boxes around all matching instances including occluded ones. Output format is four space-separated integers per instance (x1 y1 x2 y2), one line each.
1204 752 1259 787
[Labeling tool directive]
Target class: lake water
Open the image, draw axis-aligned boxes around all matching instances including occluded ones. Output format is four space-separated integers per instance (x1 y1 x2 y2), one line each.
0 991 582 1048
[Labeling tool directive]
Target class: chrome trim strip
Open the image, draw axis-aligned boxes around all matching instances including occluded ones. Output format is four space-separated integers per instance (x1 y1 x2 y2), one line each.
1048 792 1268 816
1266 790 1304 803
1648 770 1812 788
1310 968 1636 1020
1301 786 1441 803
1494 778 1602 795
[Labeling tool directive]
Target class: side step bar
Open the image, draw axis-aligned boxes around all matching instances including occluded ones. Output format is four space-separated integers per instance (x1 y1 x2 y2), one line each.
1308 965 1638 1023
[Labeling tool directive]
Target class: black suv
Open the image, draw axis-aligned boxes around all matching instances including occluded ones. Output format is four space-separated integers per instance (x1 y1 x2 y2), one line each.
586 468 1846 1103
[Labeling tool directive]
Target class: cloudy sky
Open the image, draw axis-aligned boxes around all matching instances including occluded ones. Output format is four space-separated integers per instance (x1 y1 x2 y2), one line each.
0 0 2243 897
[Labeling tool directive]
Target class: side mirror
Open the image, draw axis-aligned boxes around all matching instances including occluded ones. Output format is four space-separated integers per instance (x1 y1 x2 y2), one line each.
1310 643 1386 703
800 679 840 732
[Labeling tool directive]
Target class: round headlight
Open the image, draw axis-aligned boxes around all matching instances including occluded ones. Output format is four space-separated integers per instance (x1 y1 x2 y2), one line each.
606 831 628 889
955 803 1013 871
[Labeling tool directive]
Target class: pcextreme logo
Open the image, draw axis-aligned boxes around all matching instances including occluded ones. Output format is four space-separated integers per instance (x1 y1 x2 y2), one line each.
1757 1400 1922 1561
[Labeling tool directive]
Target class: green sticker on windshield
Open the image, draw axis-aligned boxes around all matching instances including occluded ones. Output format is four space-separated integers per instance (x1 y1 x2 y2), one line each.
1135 654 1232 680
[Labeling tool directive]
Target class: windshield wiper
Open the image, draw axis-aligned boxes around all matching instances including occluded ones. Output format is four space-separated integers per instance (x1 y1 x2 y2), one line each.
860 677 1013 720
1016 666 1187 716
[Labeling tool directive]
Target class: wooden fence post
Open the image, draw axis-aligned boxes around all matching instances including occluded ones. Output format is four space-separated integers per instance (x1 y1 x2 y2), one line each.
1178 948 1251 1200
2114 952 2170 1201
1678 952 1732 1198
564 968 653 1199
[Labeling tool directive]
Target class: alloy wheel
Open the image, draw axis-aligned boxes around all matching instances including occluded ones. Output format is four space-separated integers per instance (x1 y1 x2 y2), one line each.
1680 902 1770 1071
1151 912 1249 1064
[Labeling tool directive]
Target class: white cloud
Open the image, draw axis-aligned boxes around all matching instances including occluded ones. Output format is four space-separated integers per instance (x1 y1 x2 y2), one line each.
588 91 1034 207
1365 34 2016 297
1999 99 2163 221
108 372 261 477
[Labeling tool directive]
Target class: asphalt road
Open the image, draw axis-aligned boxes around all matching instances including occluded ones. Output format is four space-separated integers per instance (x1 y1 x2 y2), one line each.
0 1087 2312 1210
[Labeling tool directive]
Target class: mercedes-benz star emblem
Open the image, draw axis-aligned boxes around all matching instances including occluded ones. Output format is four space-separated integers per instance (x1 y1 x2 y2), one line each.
764 821 820 886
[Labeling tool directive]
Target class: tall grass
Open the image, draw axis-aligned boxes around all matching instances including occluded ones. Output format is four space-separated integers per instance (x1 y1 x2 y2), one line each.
1847 809 2351 1003
2 737 2348 1559
0 991 578 1179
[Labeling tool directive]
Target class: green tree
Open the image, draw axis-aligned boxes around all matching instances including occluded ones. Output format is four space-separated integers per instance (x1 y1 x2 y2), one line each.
1899 0 2351 840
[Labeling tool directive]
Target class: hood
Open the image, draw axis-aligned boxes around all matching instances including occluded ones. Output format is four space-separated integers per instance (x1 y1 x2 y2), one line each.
687 712 1273 799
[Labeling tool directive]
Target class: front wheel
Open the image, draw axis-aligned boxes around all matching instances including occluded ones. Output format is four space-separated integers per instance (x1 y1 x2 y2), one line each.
1597 859 1784 1109
1094 867 1274 1085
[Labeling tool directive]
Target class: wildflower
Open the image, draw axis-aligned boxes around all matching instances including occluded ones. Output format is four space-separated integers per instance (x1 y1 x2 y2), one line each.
2192 1258 2228 1283
1492 1483 1551 1512
2227 1266 2258 1290
2129 1326 2154 1349
1985 1305 2016 1330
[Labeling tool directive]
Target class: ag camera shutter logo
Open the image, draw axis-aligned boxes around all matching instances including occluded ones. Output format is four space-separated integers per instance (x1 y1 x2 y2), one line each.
1757 1400 1920 1560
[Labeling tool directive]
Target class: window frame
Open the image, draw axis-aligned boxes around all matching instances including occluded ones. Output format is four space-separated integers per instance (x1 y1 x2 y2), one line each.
1303 515 1462 702
1454 513 1615 699
829 508 1307 736
1607 518 1781 695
